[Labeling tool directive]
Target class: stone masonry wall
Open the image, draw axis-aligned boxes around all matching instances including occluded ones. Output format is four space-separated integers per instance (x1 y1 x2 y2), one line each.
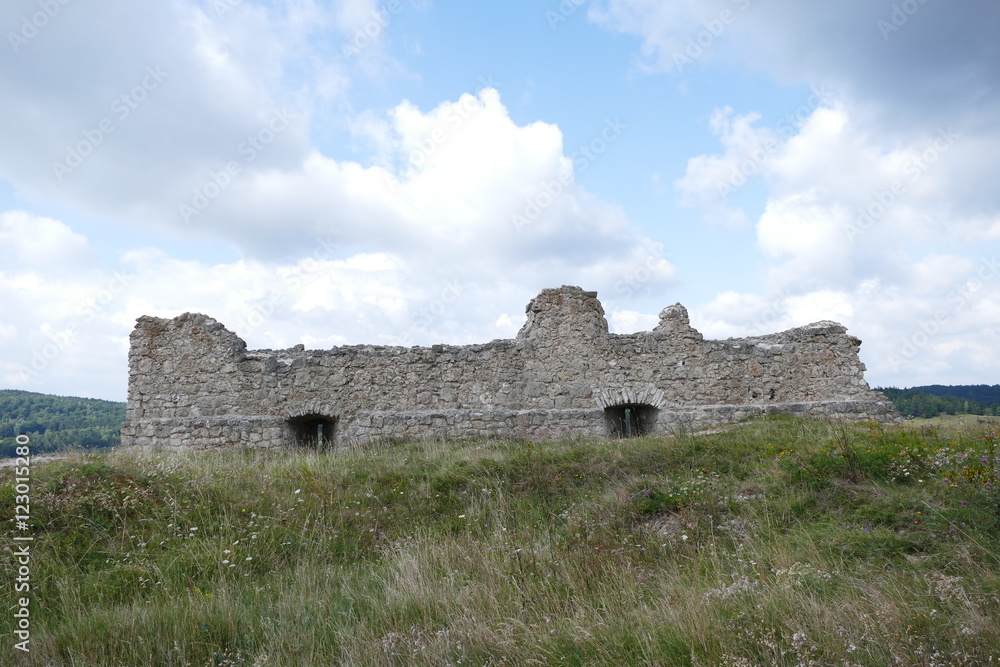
120 286 899 449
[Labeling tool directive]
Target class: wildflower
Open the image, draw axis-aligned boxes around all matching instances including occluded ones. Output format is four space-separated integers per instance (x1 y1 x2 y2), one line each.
245 556 252 561
295 489 301 494
222 560 230 565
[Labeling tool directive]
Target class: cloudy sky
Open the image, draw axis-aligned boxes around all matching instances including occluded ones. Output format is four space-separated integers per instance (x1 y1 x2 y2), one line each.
1 0 998 401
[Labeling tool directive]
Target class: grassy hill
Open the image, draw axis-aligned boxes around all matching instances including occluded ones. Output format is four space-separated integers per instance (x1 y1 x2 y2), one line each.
3 417 999 665
0 389 125 457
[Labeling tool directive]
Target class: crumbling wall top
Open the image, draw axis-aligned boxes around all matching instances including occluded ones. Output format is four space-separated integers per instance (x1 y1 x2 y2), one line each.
652 303 703 339
130 312 248 372
517 285 609 340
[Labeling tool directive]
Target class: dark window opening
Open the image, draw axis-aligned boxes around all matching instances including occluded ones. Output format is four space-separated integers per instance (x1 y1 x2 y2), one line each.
605 403 657 438
288 414 336 450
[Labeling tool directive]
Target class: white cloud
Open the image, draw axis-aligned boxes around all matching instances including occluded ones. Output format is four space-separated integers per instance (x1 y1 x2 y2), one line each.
607 309 659 334
589 0 1000 126
675 107 779 226
676 99 997 289
0 210 93 271
755 190 853 285
175 88 676 298
0 1 314 224
692 264 1000 390
588 0 745 74
784 290 853 326
333 0 380 33
1 0 679 331
670 90 1000 388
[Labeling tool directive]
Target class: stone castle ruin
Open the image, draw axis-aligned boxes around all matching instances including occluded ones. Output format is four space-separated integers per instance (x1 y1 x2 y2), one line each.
121 286 898 449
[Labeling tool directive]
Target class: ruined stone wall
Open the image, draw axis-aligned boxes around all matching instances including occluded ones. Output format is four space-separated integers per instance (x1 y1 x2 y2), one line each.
120 286 899 449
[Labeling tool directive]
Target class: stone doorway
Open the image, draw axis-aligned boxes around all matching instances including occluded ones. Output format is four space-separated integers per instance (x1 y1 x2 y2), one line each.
288 414 336 449
605 403 657 438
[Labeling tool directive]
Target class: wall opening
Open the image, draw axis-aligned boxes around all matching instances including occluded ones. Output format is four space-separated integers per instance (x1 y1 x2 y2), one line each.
288 414 336 450
605 403 657 438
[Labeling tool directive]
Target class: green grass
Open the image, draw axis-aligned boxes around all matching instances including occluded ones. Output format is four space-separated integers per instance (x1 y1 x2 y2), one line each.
902 413 1000 430
4 417 1000 665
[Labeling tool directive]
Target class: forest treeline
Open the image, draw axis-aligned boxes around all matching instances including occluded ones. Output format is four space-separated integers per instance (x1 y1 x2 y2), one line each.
876 385 1000 419
0 389 125 457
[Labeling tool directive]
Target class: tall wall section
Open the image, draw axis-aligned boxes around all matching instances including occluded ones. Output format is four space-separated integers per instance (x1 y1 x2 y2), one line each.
120 286 899 449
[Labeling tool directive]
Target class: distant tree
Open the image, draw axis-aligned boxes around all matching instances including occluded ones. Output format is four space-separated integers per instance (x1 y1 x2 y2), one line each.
0 390 125 456
877 385 998 418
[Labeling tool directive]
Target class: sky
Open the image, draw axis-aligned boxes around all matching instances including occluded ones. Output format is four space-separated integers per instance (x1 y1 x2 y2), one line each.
1 0 998 402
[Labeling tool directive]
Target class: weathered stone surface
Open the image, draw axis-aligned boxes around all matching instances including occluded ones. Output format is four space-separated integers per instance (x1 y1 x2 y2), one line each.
120 286 899 450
